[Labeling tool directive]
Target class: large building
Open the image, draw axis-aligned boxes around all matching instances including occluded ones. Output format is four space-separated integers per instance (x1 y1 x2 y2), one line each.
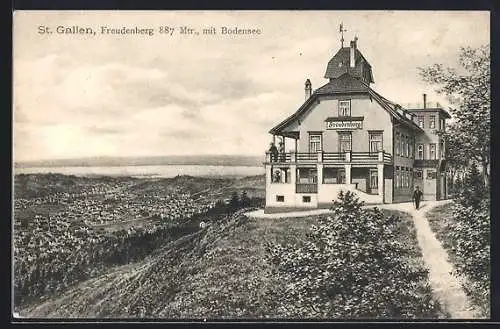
264 37 450 213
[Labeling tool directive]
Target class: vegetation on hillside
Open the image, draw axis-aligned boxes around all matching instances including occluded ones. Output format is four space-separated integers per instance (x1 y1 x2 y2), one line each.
426 165 490 317
13 174 264 309
20 190 442 319
266 191 443 319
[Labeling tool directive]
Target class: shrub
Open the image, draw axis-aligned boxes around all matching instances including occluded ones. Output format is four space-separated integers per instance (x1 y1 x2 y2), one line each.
447 198 490 310
266 191 439 319
456 164 488 209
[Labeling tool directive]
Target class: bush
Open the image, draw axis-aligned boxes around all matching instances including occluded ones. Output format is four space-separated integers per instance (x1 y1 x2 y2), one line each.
266 191 440 319
456 164 488 209
447 197 490 310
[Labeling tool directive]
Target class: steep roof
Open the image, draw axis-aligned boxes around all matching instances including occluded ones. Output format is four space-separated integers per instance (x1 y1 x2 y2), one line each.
269 74 422 135
324 47 374 83
315 73 370 94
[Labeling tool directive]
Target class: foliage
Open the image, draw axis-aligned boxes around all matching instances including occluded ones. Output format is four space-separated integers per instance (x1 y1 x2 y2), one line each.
228 192 240 212
266 191 440 319
418 45 490 186
14 196 256 307
456 163 489 209
426 196 490 317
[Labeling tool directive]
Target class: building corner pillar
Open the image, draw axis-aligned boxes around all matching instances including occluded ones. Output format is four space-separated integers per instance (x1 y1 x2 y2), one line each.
377 164 384 202
265 164 272 187
290 164 297 185
345 164 352 184
317 163 323 185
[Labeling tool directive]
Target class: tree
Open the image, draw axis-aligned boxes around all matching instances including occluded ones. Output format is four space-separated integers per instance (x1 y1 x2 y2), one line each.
418 45 490 186
458 163 487 209
228 192 240 212
240 190 251 207
444 127 469 193
266 191 438 318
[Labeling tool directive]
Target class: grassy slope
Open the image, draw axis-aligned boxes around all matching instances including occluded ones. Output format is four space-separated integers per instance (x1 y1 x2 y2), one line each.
20 208 441 319
425 203 490 318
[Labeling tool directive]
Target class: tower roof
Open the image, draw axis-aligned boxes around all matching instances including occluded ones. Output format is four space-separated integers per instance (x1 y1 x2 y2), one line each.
324 46 374 84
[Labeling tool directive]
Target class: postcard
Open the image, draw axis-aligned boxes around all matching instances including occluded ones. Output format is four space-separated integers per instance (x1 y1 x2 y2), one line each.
12 10 490 320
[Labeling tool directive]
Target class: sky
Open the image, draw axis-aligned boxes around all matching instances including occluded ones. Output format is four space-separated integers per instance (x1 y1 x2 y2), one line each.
13 11 490 161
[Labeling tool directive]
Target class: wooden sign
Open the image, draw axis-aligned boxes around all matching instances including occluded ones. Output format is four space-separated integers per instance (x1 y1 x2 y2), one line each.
326 121 363 130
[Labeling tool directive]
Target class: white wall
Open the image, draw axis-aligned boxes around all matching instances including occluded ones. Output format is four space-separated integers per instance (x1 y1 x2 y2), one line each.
282 94 394 153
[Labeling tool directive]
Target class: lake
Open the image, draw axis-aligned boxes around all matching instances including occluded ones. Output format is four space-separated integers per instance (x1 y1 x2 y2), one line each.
14 165 265 178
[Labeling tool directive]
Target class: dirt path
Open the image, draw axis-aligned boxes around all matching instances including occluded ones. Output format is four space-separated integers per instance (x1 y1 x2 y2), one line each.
375 200 482 319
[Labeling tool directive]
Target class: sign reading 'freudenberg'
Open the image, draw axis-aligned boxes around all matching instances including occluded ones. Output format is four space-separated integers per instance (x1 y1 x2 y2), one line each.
326 121 363 130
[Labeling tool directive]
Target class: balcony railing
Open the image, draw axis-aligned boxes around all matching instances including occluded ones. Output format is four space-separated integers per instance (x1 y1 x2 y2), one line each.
296 183 318 193
265 151 393 165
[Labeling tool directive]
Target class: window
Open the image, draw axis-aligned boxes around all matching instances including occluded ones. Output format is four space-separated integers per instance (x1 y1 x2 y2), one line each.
339 132 352 152
338 100 351 117
337 168 346 184
440 141 445 158
401 135 405 157
309 134 322 153
271 167 290 183
401 135 406 157
395 167 400 188
323 167 335 184
297 167 317 184
429 115 436 129
427 170 436 180
417 116 424 128
405 136 410 157
395 133 400 156
302 196 311 203
415 169 423 179
369 132 383 153
409 137 414 158
369 169 378 189
276 195 284 202
417 144 424 160
429 144 436 160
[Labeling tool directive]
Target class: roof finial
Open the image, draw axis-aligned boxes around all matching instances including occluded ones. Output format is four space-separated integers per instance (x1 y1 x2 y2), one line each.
339 22 347 48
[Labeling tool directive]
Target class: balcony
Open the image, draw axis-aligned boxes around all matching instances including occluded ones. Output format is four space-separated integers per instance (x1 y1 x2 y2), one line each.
265 150 393 165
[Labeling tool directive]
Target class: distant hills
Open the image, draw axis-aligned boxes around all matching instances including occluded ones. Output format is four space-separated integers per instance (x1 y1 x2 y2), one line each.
14 155 266 168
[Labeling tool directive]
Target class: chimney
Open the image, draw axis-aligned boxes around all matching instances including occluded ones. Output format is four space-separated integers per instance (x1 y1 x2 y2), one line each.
350 39 357 68
423 93 427 109
305 79 312 101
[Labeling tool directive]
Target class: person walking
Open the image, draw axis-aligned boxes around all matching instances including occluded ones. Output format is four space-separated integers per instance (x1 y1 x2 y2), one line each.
268 142 278 162
412 186 423 210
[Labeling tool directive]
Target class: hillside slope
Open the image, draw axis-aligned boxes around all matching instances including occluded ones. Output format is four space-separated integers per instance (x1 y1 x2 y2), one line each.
19 210 313 318
18 205 440 319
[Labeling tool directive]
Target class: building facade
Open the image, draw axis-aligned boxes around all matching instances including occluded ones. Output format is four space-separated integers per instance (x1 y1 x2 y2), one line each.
264 38 450 213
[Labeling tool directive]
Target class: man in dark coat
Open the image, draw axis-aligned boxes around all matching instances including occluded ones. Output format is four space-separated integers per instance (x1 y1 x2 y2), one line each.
268 142 278 162
412 186 423 210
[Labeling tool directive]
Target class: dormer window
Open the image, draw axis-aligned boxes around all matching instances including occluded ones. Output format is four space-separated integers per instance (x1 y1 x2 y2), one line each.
338 100 351 117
